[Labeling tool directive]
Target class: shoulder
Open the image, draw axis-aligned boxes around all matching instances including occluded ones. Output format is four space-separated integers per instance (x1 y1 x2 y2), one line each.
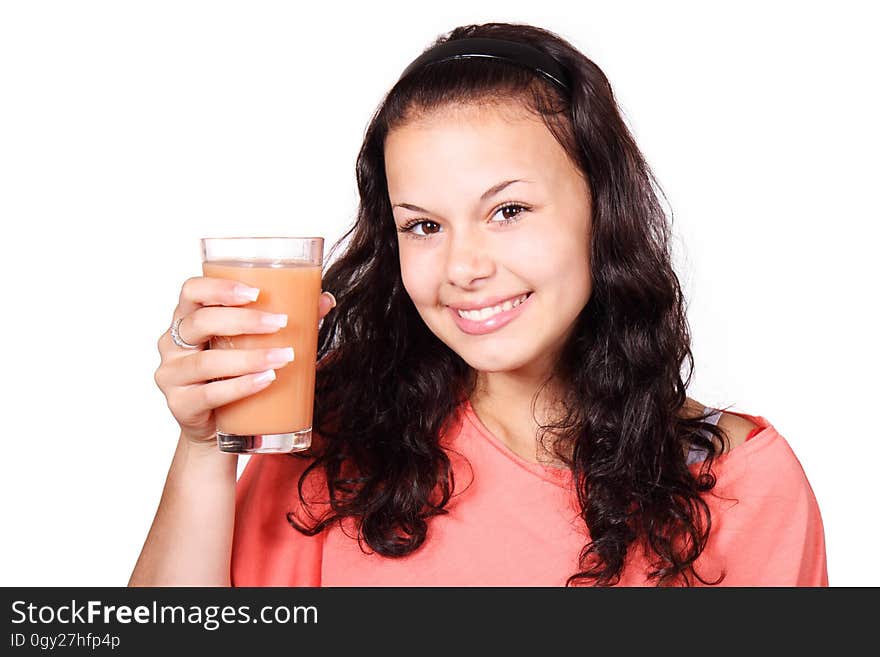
717 409 761 454
688 414 829 585
236 452 327 516
680 401 824 525
682 397 760 455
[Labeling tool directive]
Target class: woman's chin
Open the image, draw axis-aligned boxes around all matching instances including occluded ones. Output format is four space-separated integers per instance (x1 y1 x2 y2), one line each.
460 349 531 374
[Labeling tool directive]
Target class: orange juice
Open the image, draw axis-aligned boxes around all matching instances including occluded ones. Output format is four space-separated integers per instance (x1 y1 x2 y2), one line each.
201 261 322 442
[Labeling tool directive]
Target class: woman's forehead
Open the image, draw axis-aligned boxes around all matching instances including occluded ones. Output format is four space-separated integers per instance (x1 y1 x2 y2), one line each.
385 108 567 191
386 107 559 173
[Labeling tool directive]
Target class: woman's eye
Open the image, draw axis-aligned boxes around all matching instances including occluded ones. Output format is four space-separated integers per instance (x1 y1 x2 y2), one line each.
404 220 441 237
492 203 528 222
398 203 530 240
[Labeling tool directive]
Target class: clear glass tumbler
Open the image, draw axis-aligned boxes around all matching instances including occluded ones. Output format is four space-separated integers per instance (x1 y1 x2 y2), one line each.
201 237 324 454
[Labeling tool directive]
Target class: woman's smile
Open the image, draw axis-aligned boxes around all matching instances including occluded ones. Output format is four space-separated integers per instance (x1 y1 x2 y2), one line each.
448 291 535 335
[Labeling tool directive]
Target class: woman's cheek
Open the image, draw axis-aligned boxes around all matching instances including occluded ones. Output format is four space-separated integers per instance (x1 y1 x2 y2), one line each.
506 224 556 267
399 249 439 303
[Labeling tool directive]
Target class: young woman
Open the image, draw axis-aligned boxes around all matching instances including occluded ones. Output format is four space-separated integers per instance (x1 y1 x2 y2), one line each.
131 22 827 587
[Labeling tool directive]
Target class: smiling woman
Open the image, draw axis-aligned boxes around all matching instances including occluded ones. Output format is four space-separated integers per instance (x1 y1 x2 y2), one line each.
132 21 827 588
232 23 827 587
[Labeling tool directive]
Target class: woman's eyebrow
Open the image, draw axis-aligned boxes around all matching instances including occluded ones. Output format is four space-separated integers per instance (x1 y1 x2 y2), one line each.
392 179 533 213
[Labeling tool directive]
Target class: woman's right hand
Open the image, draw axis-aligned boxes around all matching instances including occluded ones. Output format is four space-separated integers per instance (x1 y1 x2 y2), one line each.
154 276 336 446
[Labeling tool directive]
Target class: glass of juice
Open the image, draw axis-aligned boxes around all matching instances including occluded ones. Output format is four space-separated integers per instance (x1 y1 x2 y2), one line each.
201 237 324 454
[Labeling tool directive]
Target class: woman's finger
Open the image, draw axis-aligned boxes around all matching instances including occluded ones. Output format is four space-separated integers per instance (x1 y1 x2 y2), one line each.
319 291 337 319
171 306 288 350
174 276 261 323
164 347 295 387
169 370 279 420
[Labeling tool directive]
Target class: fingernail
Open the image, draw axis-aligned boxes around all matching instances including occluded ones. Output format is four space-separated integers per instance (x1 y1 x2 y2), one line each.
253 369 276 385
325 292 337 309
266 347 295 366
235 284 260 302
261 313 288 328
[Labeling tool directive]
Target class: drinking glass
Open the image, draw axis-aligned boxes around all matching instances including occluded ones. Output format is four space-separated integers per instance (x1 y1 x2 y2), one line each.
201 237 324 453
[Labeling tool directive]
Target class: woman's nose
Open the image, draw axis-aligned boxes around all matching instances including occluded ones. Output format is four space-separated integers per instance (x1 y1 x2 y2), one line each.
444 225 495 287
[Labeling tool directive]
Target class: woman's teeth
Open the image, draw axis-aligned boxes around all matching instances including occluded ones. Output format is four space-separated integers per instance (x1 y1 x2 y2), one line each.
457 293 530 320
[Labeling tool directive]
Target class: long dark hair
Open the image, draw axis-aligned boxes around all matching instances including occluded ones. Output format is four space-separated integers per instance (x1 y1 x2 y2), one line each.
289 22 732 586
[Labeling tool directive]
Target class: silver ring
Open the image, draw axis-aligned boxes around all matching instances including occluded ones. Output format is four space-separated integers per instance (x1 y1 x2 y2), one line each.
170 316 203 350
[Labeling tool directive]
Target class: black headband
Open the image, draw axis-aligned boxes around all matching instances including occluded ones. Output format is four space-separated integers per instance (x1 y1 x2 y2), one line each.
398 37 572 95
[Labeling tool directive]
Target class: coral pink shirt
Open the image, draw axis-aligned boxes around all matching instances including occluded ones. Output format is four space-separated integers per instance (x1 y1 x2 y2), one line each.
231 400 828 586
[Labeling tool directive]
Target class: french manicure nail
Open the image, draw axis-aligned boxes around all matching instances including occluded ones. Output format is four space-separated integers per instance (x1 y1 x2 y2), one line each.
266 347 295 365
253 369 276 385
261 313 288 328
235 284 260 302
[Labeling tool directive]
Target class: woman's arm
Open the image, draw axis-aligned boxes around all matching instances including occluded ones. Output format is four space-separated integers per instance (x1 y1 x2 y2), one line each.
128 434 238 587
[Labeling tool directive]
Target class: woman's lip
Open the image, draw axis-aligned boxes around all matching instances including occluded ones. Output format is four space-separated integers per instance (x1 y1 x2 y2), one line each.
449 292 534 335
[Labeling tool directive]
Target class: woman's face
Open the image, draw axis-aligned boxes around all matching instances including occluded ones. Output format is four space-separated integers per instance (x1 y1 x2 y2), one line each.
385 102 593 376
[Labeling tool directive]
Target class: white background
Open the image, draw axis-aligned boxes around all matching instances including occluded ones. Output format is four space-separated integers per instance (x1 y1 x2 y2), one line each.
1 1 876 586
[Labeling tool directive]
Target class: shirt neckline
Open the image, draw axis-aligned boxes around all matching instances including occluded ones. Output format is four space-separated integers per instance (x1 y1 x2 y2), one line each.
462 398 574 488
